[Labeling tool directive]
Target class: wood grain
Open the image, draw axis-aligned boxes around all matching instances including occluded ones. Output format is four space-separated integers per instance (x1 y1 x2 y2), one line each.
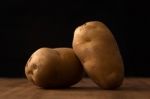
0 78 150 99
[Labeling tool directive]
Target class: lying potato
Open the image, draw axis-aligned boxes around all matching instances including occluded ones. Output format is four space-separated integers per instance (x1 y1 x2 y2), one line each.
25 47 83 88
72 21 124 89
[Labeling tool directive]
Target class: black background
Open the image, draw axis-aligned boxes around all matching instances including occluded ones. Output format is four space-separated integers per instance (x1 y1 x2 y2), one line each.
0 0 150 77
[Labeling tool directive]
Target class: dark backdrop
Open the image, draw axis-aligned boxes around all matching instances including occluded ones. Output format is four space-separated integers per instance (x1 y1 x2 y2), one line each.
0 0 149 77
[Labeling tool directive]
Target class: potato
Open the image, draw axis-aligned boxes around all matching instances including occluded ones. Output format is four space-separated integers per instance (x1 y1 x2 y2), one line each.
25 47 83 88
72 21 124 89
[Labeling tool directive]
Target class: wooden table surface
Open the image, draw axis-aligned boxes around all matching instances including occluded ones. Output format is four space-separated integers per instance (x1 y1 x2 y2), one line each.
0 77 150 99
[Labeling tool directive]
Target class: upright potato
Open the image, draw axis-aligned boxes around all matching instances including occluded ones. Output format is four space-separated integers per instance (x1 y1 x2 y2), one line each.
72 21 124 89
25 47 83 88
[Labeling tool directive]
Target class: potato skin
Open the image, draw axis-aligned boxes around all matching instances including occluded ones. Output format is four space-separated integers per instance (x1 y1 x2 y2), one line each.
25 47 83 88
72 21 124 89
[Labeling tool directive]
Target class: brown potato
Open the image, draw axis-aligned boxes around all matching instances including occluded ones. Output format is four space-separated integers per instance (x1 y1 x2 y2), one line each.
25 47 83 88
72 21 124 89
